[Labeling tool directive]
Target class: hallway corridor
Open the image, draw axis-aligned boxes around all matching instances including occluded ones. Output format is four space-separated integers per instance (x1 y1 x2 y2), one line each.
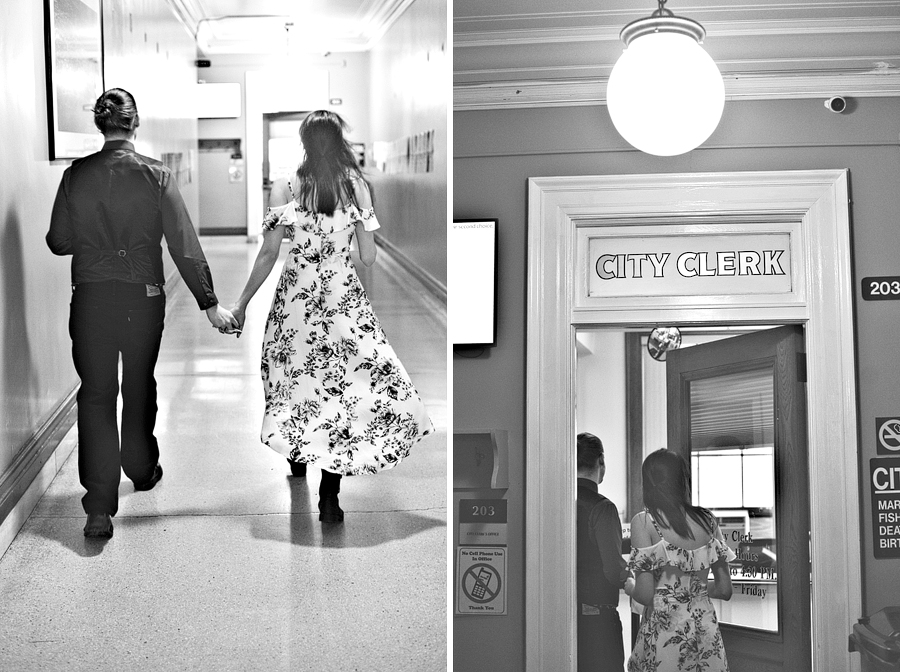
0 237 447 671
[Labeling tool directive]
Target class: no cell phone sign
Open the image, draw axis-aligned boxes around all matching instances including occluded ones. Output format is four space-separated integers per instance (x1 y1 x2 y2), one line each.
456 547 506 615
877 418 900 455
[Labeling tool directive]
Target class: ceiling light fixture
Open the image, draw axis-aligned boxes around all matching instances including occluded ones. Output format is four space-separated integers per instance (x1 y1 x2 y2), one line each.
606 0 724 156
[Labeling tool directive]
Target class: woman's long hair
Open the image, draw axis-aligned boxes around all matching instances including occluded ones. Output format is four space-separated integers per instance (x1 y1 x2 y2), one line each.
295 110 366 216
642 448 715 539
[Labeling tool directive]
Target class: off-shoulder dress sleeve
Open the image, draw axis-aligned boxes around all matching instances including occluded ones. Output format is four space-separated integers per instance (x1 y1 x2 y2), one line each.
261 201 299 234
628 536 736 575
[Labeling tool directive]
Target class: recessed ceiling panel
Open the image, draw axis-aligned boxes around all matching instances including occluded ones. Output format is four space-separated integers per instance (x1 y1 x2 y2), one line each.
170 0 415 53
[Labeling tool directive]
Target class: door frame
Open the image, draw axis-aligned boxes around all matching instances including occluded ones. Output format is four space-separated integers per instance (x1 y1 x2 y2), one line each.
244 69 329 241
525 170 859 671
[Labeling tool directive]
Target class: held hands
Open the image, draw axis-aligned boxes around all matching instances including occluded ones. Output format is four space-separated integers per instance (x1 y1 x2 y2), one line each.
229 303 246 334
206 304 241 337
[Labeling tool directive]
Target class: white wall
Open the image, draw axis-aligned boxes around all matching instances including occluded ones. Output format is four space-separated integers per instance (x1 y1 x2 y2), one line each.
368 0 447 287
198 52 371 144
0 0 74 474
103 0 200 223
576 331 627 519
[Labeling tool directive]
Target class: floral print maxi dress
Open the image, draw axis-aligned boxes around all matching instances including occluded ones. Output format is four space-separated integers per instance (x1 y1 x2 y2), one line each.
628 513 737 672
258 196 433 475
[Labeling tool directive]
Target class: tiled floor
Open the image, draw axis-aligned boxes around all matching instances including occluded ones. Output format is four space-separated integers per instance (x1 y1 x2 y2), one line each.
0 237 447 672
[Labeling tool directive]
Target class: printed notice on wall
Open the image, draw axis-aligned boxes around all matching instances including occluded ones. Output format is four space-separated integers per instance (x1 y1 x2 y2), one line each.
459 499 508 546
456 547 507 615
871 457 900 559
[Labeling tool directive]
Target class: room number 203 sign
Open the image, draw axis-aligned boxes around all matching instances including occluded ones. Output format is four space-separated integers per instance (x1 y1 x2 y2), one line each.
862 277 900 301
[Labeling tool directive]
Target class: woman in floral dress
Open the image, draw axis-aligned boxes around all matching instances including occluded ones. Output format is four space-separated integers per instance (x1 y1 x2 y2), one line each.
229 110 433 523
626 449 735 671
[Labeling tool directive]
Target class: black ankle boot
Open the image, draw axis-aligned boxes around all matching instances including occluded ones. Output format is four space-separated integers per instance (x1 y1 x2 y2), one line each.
287 458 307 477
318 470 344 523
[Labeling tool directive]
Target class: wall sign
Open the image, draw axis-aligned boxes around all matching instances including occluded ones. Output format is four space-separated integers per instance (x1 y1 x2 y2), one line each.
871 457 900 558
229 155 245 183
456 547 507 615
587 233 792 298
877 418 900 455
459 499 508 546
862 277 900 301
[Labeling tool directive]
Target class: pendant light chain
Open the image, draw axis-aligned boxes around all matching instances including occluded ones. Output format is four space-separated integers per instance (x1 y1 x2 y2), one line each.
652 0 673 19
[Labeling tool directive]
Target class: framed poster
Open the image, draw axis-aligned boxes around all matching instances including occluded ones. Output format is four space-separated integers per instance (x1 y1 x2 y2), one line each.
44 0 104 160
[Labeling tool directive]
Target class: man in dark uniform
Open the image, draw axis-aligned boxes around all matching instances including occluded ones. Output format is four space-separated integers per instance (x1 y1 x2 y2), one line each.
576 432 633 671
47 88 236 539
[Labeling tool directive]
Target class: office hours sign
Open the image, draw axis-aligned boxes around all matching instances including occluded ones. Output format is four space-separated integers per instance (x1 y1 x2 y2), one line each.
587 233 793 298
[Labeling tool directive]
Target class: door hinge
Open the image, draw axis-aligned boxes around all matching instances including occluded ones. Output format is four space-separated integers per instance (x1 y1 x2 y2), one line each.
797 352 807 383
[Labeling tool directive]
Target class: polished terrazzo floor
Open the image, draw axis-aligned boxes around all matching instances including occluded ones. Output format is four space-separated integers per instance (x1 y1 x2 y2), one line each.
0 237 447 672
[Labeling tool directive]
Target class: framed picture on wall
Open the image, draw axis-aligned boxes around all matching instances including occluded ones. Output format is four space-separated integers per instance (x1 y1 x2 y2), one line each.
43 0 105 160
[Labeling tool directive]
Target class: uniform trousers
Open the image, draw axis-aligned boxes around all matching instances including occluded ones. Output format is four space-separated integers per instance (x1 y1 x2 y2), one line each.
578 606 625 672
69 281 165 515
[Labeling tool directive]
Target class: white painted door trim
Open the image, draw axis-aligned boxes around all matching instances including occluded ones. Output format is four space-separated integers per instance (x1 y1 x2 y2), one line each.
526 170 860 672
244 70 330 241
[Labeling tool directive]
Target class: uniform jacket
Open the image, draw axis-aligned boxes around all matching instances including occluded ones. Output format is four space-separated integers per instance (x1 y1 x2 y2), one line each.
47 140 217 310
577 477 629 607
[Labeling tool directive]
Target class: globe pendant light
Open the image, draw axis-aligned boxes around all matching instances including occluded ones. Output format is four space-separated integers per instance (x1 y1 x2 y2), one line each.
607 0 724 156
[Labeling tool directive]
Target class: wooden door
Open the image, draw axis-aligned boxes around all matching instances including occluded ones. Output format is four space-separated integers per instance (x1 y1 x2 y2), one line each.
666 325 810 672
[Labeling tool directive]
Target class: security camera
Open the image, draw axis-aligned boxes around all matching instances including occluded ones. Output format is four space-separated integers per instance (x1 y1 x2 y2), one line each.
825 96 847 113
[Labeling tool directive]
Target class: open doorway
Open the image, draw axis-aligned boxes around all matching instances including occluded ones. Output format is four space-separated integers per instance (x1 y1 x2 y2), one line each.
261 110 368 211
576 324 810 670
198 138 245 235
243 68 329 239
262 111 308 210
526 170 859 672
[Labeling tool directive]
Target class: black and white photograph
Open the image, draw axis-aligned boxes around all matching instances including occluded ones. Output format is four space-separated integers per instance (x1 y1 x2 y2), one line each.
453 1 900 671
1 0 446 670
3 0 900 671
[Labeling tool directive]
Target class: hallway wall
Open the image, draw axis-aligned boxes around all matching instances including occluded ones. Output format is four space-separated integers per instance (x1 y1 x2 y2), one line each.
453 97 900 671
0 0 198 529
369 0 447 292
103 0 200 224
197 51 372 158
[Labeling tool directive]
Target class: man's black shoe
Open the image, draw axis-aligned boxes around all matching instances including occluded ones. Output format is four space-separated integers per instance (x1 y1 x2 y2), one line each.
134 463 163 491
84 513 114 538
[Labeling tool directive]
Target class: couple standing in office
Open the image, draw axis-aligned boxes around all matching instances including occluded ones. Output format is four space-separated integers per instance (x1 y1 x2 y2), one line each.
576 433 735 672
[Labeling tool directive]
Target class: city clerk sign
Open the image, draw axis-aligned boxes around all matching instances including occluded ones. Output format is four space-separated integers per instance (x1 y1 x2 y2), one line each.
587 233 793 298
